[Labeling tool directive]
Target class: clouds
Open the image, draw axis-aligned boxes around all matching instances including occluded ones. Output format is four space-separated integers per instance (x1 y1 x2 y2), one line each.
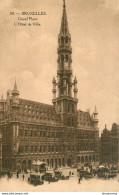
104 0 119 13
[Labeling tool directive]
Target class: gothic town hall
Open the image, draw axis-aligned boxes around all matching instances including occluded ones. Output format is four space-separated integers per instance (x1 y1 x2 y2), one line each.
0 1 100 171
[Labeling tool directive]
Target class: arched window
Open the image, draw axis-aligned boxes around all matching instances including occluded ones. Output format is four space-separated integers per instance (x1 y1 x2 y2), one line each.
61 37 64 45
61 55 64 62
61 55 64 69
65 36 68 44
68 103 70 112
65 55 69 62
72 118 74 126
72 104 74 113
68 117 70 126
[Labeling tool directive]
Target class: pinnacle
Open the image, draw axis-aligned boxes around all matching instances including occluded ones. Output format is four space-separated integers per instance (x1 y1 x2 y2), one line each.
74 76 77 83
13 79 17 91
1 94 4 101
94 105 98 114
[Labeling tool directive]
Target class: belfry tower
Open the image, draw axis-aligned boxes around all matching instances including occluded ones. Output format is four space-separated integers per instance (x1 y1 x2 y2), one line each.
52 0 78 127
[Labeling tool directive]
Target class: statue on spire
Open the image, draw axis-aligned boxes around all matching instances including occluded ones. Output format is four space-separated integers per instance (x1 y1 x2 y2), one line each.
63 0 66 8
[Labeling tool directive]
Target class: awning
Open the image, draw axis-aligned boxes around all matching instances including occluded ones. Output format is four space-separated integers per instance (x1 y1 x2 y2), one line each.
99 165 105 168
32 161 47 166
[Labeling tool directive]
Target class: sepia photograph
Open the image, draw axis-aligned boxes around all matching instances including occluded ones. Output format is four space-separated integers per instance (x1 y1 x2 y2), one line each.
0 0 119 193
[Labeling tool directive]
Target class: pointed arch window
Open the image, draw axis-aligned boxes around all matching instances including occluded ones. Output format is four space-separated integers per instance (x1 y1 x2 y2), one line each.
72 118 74 126
72 104 74 113
61 55 64 62
68 117 70 126
61 37 64 45
65 54 69 62
65 36 68 44
68 103 70 112
61 55 64 69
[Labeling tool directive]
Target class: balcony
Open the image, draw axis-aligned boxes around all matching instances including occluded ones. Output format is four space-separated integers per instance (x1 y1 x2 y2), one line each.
57 69 72 75
57 46 72 53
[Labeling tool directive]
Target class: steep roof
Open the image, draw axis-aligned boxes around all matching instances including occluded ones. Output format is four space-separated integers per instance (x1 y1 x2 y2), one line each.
14 98 61 126
77 109 94 130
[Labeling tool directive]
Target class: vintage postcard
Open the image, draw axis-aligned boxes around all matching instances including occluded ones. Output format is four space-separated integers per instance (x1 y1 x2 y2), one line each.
0 0 119 193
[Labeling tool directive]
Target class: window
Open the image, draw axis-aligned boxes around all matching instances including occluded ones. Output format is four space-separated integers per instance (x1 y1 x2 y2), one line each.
47 132 50 138
43 146 46 152
72 118 74 125
30 131 33 137
51 146 54 152
61 55 64 62
39 146 42 153
35 146 37 153
48 146 50 152
56 146 58 152
25 146 28 153
56 132 59 138
19 146 23 153
25 130 27 137
39 131 42 137
72 104 74 113
66 54 69 61
51 132 54 138
61 37 64 45
31 146 33 153
43 131 46 137
34 131 37 137
65 36 68 44
19 130 23 136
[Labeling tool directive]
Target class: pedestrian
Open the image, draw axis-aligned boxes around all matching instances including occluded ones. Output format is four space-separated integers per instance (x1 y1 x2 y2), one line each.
78 177 81 184
22 174 24 181
80 174 82 180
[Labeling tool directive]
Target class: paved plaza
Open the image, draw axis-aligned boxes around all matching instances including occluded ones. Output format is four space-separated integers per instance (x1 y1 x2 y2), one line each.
0 169 118 192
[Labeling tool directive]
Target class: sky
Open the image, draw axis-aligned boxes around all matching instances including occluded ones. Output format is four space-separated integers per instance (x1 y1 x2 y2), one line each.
0 0 119 133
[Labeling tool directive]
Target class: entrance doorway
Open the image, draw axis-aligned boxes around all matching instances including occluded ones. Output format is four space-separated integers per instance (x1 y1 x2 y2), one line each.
22 160 26 171
28 160 31 170
67 159 71 167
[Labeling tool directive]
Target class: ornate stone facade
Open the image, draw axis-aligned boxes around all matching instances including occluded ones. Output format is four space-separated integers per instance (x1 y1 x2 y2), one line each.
101 123 119 164
0 133 2 171
0 1 100 171
101 125 111 163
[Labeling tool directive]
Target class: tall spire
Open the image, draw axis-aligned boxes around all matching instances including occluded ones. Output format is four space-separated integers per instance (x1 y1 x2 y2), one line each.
13 78 17 91
59 0 71 37
12 78 19 96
